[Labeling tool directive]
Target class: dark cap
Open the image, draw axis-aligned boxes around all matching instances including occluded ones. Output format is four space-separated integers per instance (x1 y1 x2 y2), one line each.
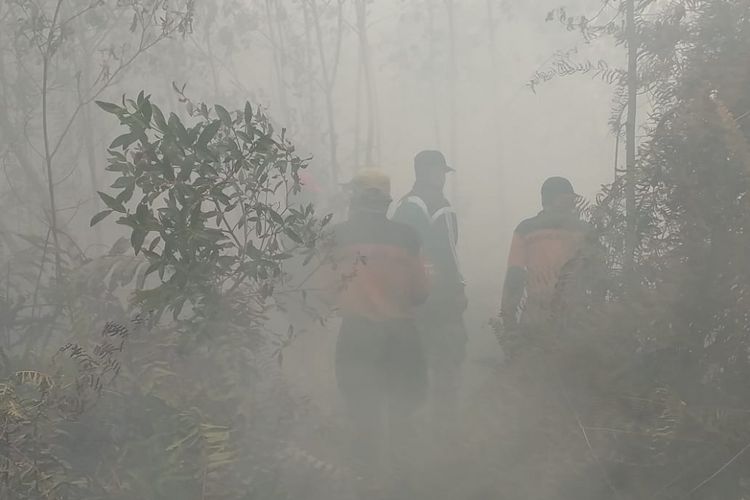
541 176 576 203
414 150 454 174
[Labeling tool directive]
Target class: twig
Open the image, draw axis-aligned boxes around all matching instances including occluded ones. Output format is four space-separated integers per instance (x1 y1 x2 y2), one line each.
558 378 622 499
41 0 66 281
685 441 750 497
30 228 52 323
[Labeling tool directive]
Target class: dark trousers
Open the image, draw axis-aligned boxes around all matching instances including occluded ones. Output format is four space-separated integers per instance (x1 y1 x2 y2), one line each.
417 312 467 433
335 316 427 482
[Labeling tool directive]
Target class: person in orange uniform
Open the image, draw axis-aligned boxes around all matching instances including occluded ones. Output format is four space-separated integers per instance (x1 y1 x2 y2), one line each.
501 176 594 330
327 169 430 483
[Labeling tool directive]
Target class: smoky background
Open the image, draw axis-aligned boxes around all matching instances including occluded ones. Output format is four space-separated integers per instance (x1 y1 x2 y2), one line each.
10 0 744 498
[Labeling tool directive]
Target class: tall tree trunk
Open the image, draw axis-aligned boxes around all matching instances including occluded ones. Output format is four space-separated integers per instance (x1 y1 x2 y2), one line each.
427 2 442 147
445 0 458 202
302 3 318 153
486 0 504 214
355 0 378 166
75 29 104 245
354 56 362 168
624 0 638 282
0 52 47 198
265 0 290 124
81 97 103 244
309 0 343 185
205 26 221 101
42 0 66 281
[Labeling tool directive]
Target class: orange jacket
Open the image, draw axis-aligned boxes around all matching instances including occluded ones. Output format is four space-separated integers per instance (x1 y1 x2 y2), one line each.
328 212 429 321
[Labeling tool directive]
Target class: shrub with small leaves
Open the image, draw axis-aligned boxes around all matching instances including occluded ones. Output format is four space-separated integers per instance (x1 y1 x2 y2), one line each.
93 92 328 335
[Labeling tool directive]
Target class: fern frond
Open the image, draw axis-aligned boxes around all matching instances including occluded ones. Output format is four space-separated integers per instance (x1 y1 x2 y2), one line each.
15 370 54 392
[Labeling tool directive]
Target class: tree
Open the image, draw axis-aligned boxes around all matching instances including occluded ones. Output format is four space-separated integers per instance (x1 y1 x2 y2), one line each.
0 0 193 276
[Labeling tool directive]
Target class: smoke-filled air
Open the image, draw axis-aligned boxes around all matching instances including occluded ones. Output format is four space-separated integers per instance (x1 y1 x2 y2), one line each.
2 0 750 499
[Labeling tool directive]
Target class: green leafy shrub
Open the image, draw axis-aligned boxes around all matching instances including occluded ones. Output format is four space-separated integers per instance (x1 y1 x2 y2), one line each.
92 91 328 343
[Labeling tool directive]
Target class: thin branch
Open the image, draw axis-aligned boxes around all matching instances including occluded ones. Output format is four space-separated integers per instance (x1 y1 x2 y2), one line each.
58 0 101 31
685 441 750 497
41 0 66 281
51 28 169 159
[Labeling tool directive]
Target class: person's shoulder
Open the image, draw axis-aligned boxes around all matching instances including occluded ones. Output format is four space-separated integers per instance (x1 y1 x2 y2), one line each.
394 195 430 216
515 213 544 235
515 212 593 235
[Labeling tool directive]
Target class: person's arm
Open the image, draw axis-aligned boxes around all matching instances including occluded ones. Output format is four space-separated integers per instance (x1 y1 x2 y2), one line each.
399 226 430 306
391 202 431 243
501 230 527 327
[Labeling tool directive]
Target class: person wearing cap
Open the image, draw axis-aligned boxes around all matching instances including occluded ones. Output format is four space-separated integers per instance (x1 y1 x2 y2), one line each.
501 176 595 330
326 169 430 484
389 150 467 432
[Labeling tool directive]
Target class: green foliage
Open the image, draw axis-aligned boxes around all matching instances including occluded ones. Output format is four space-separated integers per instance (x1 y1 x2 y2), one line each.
495 2 750 498
92 92 327 334
0 322 129 499
0 81 339 499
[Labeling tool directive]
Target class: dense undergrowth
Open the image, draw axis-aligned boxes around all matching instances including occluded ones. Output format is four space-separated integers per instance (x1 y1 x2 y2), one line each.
489 1 750 498
0 94 343 499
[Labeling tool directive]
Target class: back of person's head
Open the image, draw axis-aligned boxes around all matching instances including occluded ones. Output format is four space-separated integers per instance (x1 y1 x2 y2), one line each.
348 168 392 214
413 150 453 189
541 176 576 209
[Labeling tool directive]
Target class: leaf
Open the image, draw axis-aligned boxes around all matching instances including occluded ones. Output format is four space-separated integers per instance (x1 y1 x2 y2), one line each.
98 191 126 213
111 176 133 189
236 130 253 143
168 113 190 145
141 98 152 127
145 259 161 277
96 101 123 115
90 210 113 227
131 229 147 255
15 370 54 391
149 236 161 252
109 237 131 255
110 132 138 150
244 101 253 128
284 228 303 244
116 181 136 204
268 208 284 225
215 104 232 127
172 297 186 319
197 120 221 147
152 104 168 131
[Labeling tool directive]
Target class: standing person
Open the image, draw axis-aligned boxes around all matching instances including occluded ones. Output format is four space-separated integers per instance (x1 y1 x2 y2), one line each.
497 179 606 500
389 150 467 433
327 169 430 490
500 176 594 333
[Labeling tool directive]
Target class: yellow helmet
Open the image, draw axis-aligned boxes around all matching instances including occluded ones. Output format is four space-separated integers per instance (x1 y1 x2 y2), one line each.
348 168 391 199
